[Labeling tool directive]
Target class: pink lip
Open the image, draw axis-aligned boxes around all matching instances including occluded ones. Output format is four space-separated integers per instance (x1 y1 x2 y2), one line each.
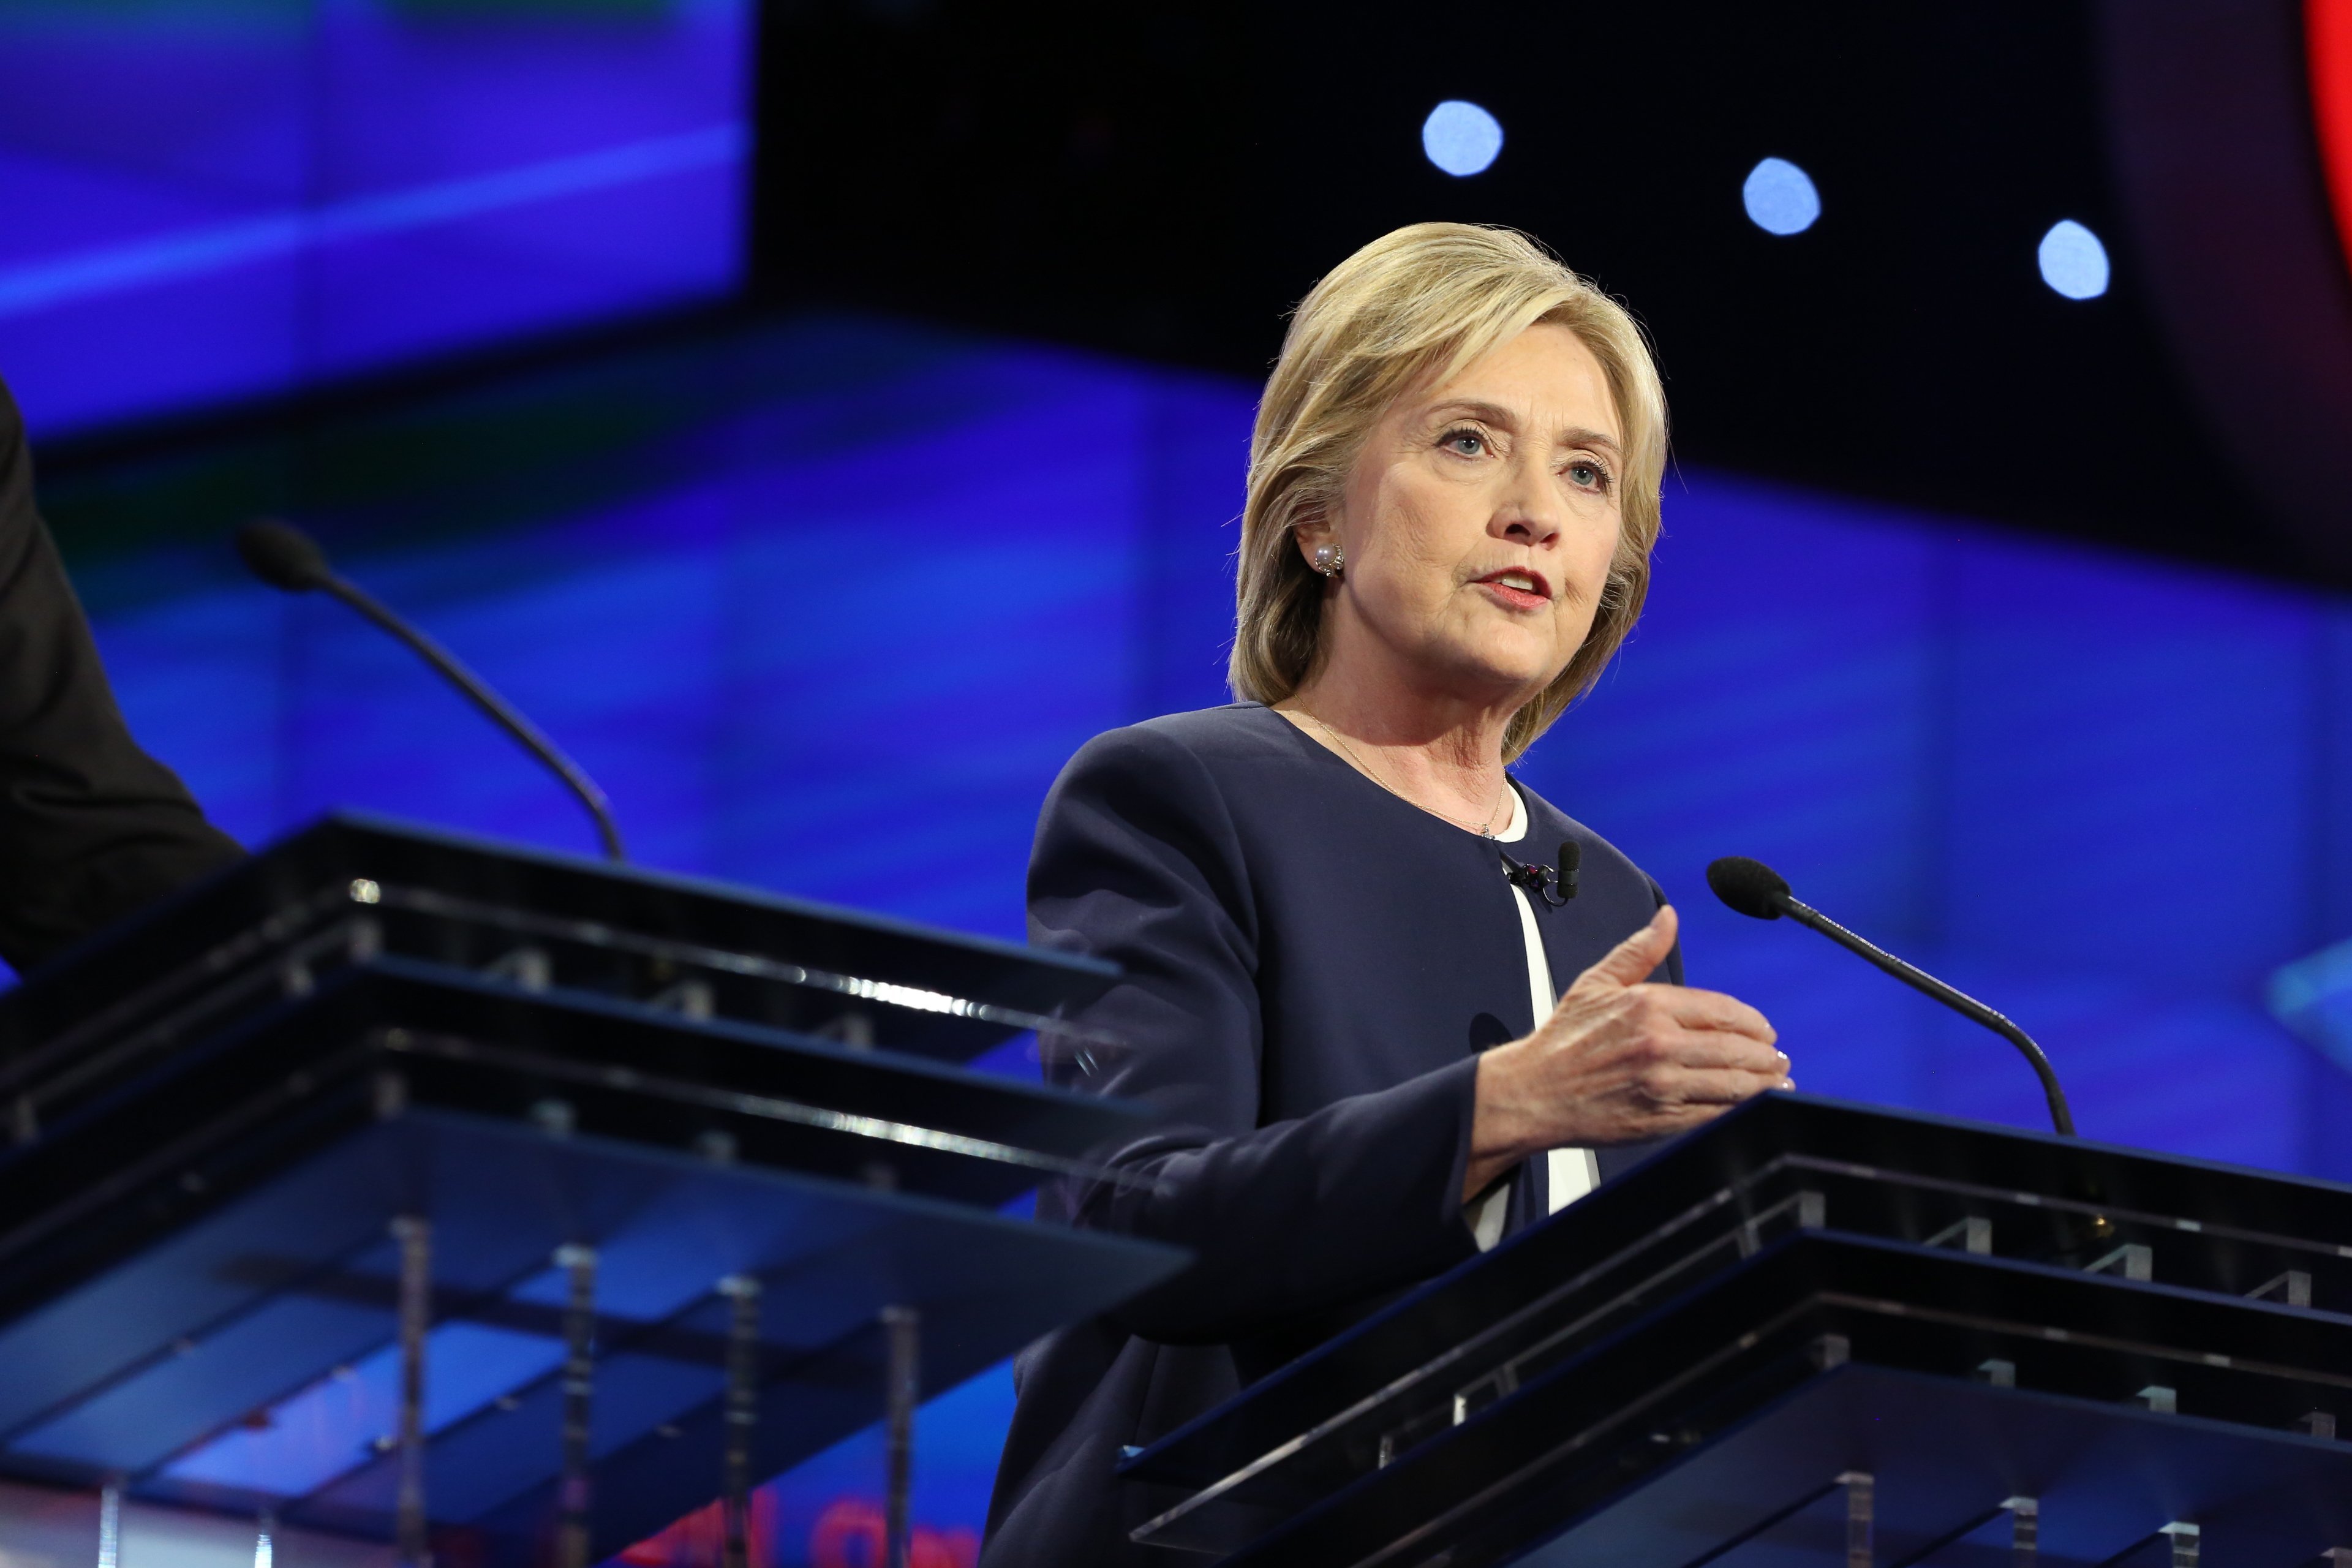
1473 567 1551 611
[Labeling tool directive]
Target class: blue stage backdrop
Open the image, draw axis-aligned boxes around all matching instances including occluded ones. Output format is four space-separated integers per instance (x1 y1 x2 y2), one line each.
43 312 2352 1564
0 0 747 437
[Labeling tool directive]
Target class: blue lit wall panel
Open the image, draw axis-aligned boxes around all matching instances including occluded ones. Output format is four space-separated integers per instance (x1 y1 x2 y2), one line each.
1906 961 2301 1169
1941 540 2323 992
0 9 306 199
56 316 2352 1558
305 0 745 375
0 0 747 436
0 255 305 433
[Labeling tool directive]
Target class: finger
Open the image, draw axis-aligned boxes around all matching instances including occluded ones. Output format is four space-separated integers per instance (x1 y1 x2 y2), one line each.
1646 1028 1789 1074
1653 986 1777 1043
1640 1065 1787 1108
1569 903 1679 994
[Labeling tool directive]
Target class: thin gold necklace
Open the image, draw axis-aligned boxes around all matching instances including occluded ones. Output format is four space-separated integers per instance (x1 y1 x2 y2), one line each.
1297 709 1507 840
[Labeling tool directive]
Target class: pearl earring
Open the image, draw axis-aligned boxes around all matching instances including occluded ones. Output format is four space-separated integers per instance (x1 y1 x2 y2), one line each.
1311 543 1345 578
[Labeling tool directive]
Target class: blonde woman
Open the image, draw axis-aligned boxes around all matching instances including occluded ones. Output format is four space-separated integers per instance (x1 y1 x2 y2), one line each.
982 224 1787 1566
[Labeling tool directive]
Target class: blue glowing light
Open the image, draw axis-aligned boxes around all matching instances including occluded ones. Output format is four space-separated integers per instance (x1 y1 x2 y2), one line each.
1742 157 1820 235
2038 219 2111 299
157 1323 569 1497
0 127 744 322
1422 101 1503 178
0 2 750 436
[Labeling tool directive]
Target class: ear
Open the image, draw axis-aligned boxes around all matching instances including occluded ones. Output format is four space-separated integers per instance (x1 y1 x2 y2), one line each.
1292 505 1336 565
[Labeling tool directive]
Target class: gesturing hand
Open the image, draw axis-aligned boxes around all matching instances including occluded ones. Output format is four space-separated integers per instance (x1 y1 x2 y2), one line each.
1461 905 1787 1202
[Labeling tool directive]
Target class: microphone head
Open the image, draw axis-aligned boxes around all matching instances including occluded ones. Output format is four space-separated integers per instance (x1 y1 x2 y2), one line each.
1707 856 1793 921
236 519 332 592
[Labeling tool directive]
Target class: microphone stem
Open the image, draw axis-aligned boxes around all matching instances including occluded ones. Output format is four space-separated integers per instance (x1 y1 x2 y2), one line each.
322 574 627 863
1780 896 2076 1138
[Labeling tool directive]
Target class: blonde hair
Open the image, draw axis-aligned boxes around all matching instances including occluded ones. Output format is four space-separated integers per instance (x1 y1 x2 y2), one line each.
1228 222 1668 761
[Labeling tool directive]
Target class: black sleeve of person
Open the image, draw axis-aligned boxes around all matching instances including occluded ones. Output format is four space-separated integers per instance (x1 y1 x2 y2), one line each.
0 380 242 972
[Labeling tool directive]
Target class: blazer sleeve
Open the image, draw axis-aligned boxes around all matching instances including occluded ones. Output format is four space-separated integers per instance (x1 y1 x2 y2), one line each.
0 382 243 972
1028 725 1481 1346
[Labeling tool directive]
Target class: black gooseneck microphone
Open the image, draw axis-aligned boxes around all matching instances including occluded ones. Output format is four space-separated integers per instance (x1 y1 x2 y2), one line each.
1706 855 2075 1137
236 519 627 862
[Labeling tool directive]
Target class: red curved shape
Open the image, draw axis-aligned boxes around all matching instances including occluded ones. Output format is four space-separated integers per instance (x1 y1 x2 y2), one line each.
2107 0 2352 565
2312 0 2352 272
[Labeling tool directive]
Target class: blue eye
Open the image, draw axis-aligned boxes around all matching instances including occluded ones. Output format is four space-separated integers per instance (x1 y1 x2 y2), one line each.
1567 460 1610 491
1442 429 1486 456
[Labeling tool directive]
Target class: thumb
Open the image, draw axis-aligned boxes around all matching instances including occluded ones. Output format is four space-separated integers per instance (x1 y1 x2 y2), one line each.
1569 903 1678 994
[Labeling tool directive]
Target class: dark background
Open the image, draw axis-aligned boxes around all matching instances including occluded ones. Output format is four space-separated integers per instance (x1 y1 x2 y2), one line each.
754 0 2334 583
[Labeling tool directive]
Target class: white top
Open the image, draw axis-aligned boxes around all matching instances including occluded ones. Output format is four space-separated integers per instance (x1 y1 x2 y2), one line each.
1468 782 1599 1251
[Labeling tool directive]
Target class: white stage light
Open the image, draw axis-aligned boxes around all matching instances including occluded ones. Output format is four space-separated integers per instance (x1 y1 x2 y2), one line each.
1422 101 1503 177
2038 220 2111 299
1742 157 1820 235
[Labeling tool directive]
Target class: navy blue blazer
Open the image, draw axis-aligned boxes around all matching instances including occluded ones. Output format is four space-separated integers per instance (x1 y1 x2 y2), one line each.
981 704 1676 1567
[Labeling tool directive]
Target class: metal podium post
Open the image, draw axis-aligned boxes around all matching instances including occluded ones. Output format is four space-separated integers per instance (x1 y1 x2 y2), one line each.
393 1215 432 1568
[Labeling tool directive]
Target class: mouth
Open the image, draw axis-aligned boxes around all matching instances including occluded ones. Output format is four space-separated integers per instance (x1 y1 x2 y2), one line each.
1472 566 1551 611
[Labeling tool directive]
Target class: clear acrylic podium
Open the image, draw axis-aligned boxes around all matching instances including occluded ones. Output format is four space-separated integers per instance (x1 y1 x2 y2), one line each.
0 813 1186 1565
1121 1095 2352 1566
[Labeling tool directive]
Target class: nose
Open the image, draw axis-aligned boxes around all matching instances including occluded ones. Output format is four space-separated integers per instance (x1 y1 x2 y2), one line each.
1491 447 1564 548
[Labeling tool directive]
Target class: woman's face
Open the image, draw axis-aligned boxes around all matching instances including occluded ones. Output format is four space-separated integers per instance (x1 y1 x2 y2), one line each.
1306 322 1625 713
